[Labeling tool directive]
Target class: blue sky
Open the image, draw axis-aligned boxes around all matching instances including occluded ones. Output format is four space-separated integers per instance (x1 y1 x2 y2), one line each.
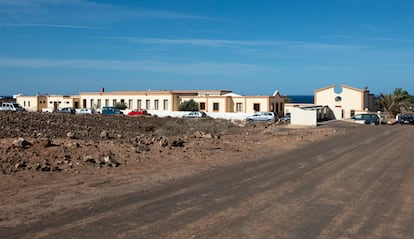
1 0 413 96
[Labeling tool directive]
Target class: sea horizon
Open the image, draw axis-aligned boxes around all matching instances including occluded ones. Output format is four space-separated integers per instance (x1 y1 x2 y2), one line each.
287 95 314 104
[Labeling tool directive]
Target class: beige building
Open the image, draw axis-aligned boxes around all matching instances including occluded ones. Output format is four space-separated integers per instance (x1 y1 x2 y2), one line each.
17 94 80 112
17 89 285 116
314 84 378 119
179 91 284 116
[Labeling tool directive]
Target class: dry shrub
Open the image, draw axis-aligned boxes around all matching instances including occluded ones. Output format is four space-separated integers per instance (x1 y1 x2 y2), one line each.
153 119 189 136
186 118 241 137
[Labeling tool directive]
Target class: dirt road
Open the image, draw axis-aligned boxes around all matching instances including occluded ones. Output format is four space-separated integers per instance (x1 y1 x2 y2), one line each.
1 122 414 239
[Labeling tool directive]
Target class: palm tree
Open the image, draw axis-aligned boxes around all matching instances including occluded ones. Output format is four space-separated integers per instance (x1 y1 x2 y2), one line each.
378 88 413 118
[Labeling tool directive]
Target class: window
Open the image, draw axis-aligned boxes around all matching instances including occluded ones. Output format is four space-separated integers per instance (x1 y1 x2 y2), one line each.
213 102 219 111
23 101 26 107
236 103 243 112
163 99 168 110
28 101 30 107
137 99 142 109
105 99 109 106
199 102 206 110
97 99 101 108
129 99 133 109
113 99 117 106
146 99 150 110
154 99 159 110
253 103 260 112
90 99 94 108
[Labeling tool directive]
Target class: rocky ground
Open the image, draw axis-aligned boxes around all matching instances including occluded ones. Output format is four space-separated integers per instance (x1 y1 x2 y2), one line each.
0 111 341 228
0 111 340 175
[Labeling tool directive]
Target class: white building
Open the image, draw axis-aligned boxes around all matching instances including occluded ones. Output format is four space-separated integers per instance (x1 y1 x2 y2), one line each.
314 84 378 120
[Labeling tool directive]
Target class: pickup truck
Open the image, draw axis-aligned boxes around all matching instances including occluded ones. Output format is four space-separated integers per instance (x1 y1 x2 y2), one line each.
101 106 123 115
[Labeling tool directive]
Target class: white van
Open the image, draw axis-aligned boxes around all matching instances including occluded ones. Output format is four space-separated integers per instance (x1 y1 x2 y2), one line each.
1 102 25 111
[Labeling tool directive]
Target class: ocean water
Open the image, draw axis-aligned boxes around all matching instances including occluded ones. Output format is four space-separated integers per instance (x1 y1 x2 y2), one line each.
287 95 314 104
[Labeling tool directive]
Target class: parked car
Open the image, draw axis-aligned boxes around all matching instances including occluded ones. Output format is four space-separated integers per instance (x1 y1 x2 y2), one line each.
128 109 151 116
279 114 291 123
246 112 276 122
76 108 95 115
101 106 123 115
351 113 380 125
58 107 76 114
182 111 208 118
1 102 25 111
399 114 414 124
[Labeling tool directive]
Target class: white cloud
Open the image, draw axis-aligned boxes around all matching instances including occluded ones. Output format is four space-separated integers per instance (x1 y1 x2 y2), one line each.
0 0 211 24
0 56 264 75
0 23 100 29
304 65 352 71
121 37 287 47
116 37 366 51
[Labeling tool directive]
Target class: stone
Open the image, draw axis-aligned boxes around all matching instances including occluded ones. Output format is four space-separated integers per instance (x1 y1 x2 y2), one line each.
202 133 213 139
139 144 150 152
83 155 96 164
67 132 76 139
100 130 109 139
13 138 30 148
103 155 120 167
159 138 168 147
42 139 53 148
130 146 138 153
171 138 185 147
14 161 27 169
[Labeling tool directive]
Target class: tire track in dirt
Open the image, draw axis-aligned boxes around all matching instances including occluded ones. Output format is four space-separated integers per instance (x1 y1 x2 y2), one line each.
179 127 411 239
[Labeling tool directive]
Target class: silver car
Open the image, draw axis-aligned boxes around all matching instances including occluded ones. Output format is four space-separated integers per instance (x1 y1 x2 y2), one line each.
182 111 208 118
246 112 276 122
76 108 95 115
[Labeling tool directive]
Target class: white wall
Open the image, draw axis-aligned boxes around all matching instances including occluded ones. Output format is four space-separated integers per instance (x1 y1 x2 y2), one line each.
291 107 317 126
148 110 251 121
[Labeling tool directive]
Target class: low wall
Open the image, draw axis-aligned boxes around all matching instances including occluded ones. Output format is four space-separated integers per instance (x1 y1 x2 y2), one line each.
291 107 317 126
148 110 250 121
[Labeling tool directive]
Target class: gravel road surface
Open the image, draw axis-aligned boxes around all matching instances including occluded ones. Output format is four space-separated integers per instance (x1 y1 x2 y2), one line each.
1 122 413 239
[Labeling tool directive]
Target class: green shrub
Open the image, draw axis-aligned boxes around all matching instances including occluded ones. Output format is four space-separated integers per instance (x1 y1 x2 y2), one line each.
179 99 199 111
114 102 128 110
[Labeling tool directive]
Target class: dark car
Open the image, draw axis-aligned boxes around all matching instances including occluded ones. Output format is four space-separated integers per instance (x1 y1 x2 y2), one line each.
101 106 123 115
58 107 76 114
351 113 380 125
279 114 291 123
399 114 414 124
